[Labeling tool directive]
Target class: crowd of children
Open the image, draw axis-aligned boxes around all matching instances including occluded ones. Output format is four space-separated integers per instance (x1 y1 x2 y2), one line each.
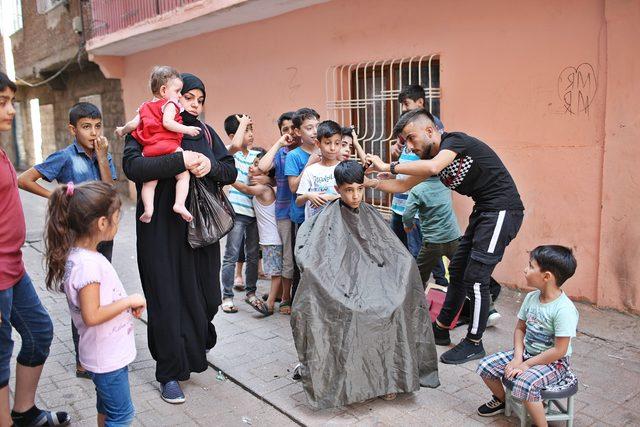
0 67 582 427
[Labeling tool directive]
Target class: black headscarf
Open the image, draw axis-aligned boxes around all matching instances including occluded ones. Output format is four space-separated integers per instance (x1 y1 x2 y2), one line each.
180 73 206 126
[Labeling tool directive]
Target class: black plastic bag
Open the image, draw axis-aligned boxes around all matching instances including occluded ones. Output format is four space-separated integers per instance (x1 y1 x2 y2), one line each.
291 200 440 409
187 176 235 249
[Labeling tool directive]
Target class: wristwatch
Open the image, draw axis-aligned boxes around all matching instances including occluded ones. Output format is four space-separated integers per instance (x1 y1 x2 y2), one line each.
390 161 400 174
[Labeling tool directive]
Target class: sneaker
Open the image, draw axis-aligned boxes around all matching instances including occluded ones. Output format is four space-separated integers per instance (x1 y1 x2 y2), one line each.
160 381 185 404
477 395 505 417
432 322 451 346
486 309 501 327
292 363 302 381
440 338 486 364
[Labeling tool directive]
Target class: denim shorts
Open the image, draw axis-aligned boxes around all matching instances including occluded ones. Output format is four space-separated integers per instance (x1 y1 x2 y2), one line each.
0 273 54 388
90 366 135 426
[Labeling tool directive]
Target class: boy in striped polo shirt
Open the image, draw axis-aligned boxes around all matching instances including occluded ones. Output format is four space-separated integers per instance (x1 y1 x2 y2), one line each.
220 114 263 313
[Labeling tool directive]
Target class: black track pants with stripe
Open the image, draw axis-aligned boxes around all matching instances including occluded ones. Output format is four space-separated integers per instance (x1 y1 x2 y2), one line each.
437 209 524 341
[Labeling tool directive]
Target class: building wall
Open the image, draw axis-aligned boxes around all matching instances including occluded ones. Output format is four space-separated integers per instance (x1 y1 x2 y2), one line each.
110 0 638 311
15 63 127 191
10 0 83 78
8 0 128 193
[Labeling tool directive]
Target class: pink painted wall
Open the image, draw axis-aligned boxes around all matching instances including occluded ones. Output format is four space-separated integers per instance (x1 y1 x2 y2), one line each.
108 0 639 311
597 0 640 312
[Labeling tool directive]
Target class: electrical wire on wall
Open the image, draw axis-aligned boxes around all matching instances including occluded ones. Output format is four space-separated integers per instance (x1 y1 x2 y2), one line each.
15 44 84 87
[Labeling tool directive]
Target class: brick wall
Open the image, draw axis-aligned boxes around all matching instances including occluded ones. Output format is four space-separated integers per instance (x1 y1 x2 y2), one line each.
15 62 127 193
8 0 128 195
10 0 83 79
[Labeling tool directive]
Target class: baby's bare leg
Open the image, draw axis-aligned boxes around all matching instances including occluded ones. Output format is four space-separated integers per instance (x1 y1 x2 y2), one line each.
173 170 193 222
140 179 158 223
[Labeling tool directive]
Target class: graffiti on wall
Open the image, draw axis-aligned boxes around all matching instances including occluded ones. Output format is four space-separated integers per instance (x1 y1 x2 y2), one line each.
558 63 597 115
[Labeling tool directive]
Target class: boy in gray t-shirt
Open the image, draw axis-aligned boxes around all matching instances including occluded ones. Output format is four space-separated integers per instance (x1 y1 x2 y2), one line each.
475 245 579 425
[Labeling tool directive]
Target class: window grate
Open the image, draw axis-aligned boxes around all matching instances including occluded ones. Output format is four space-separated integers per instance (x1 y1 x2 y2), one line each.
325 55 441 213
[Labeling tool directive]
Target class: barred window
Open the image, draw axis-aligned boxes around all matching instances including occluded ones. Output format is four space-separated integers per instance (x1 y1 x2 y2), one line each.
325 55 441 213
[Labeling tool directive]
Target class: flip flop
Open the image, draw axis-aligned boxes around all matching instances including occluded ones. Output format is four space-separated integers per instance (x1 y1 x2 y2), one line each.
279 300 292 315
246 294 270 316
221 299 238 313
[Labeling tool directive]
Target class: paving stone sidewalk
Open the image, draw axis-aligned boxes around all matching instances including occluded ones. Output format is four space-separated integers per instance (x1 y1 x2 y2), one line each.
10 188 640 426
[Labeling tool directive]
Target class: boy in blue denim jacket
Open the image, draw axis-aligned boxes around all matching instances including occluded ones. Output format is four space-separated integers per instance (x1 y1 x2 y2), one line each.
18 102 116 379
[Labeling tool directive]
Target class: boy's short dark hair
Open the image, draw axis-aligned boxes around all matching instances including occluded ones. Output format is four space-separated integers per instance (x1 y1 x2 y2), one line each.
530 245 577 287
69 102 102 126
253 148 276 178
224 114 242 136
334 160 365 186
392 108 436 138
317 120 342 141
277 111 294 129
398 84 426 104
253 147 267 158
292 108 319 129
341 126 354 137
0 71 17 93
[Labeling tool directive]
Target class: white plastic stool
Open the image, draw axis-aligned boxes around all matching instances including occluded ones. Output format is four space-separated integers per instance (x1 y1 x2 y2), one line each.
503 371 578 427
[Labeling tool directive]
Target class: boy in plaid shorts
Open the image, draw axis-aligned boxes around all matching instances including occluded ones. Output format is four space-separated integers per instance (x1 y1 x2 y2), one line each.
475 245 579 426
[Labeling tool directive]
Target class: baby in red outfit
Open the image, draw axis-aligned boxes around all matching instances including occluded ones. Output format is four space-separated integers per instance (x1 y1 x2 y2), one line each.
116 66 201 223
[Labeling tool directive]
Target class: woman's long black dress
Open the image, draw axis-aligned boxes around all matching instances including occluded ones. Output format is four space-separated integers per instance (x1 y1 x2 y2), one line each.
123 123 236 383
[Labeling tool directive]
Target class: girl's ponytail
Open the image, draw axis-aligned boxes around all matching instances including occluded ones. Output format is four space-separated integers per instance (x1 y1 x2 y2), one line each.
45 184 75 291
45 181 121 292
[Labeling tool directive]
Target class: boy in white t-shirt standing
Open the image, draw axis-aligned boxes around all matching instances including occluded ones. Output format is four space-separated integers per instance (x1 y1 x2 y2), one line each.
232 148 282 316
296 120 347 220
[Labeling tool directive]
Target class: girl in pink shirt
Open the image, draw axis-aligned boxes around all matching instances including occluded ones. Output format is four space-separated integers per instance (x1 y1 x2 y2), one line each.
45 181 146 426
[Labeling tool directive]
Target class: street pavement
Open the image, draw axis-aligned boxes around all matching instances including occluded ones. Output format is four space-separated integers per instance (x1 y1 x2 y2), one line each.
7 186 640 426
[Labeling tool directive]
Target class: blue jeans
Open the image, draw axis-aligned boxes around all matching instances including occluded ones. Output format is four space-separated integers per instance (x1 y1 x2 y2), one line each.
0 273 54 388
390 212 449 286
90 366 135 426
221 214 259 298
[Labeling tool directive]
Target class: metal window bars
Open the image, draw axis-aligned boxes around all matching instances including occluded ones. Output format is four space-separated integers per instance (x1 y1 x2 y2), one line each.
325 54 441 214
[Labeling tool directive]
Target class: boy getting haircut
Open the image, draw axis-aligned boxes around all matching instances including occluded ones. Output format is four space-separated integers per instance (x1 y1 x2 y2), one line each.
291 161 440 409
334 160 364 186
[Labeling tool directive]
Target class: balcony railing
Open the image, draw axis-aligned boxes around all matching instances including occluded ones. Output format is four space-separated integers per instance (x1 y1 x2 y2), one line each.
87 0 199 39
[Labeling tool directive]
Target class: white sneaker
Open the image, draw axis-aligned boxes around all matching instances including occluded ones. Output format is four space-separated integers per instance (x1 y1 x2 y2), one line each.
486 309 501 327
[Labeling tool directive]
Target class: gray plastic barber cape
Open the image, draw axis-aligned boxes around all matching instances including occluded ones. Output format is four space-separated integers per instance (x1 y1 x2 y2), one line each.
291 200 440 409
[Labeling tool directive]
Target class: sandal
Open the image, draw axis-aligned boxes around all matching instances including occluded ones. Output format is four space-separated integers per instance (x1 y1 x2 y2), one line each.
381 393 397 401
221 298 238 313
245 293 270 316
14 410 71 426
279 300 292 315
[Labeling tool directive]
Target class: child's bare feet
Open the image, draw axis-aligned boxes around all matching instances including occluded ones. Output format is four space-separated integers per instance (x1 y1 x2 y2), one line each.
173 204 193 222
139 211 153 223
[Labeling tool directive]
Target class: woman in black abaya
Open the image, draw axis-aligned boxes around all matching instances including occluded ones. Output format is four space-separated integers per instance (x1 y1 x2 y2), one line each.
122 73 236 403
